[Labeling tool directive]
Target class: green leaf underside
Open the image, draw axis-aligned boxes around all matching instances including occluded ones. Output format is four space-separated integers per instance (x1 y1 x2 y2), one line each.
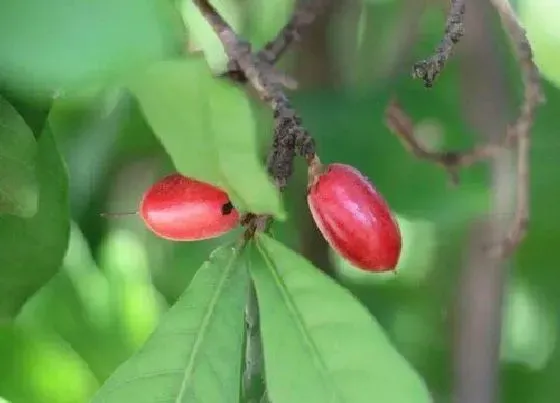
127 59 284 219
91 243 249 403
0 96 38 217
249 234 432 403
0 126 69 320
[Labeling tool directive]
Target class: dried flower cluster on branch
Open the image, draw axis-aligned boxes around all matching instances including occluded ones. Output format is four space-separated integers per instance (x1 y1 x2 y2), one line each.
413 0 466 88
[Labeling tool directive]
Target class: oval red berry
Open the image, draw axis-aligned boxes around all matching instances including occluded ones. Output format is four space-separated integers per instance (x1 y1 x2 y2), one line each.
140 174 239 241
307 163 401 272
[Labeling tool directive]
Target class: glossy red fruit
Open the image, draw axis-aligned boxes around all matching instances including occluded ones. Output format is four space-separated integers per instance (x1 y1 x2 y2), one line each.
139 174 239 241
307 163 401 272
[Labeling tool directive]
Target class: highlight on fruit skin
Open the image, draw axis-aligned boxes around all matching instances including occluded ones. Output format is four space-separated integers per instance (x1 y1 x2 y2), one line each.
307 163 402 272
139 173 240 241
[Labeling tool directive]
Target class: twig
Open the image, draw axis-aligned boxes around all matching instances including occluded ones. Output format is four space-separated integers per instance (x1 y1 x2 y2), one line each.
225 0 327 85
391 0 544 259
242 284 267 403
259 0 326 65
384 98 509 185
412 0 465 87
487 0 545 258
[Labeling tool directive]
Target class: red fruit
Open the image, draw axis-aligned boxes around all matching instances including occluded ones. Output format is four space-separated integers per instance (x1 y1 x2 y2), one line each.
307 163 401 272
139 174 239 241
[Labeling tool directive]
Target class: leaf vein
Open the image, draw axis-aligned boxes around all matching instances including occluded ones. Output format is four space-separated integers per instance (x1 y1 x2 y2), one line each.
256 240 348 403
174 247 241 402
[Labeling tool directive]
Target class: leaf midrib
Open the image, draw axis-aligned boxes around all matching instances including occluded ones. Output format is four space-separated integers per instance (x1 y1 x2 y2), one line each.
175 246 242 402
255 238 347 403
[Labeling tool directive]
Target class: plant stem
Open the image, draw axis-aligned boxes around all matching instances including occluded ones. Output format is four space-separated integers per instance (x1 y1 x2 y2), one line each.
243 282 267 403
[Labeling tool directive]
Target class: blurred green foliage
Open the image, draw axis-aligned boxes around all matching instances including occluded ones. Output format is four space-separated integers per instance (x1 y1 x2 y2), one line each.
0 0 559 402
0 128 69 320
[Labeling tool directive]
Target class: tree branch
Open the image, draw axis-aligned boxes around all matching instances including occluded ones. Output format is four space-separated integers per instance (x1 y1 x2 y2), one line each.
412 0 465 87
225 0 327 84
385 98 509 185
259 0 326 65
389 0 544 260
487 0 545 258
451 2 514 401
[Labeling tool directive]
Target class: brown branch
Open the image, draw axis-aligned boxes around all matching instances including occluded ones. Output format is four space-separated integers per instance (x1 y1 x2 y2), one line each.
385 98 509 185
224 0 327 87
412 0 465 87
487 0 545 258
451 3 513 401
259 0 326 65
390 0 544 259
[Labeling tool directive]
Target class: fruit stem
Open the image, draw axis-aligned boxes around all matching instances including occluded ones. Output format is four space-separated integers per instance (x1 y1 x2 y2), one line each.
307 155 325 189
99 211 138 218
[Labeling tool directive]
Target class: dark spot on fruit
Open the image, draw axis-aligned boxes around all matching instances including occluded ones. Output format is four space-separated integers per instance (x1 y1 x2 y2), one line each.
221 201 234 215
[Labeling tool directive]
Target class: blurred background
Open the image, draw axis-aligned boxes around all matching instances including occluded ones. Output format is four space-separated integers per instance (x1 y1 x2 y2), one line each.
1 0 559 402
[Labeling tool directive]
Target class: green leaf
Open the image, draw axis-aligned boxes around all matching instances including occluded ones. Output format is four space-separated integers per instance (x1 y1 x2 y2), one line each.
0 126 70 320
0 97 38 217
249 234 432 403
128 59 284 218
91 243 250 403
0 0 180 98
